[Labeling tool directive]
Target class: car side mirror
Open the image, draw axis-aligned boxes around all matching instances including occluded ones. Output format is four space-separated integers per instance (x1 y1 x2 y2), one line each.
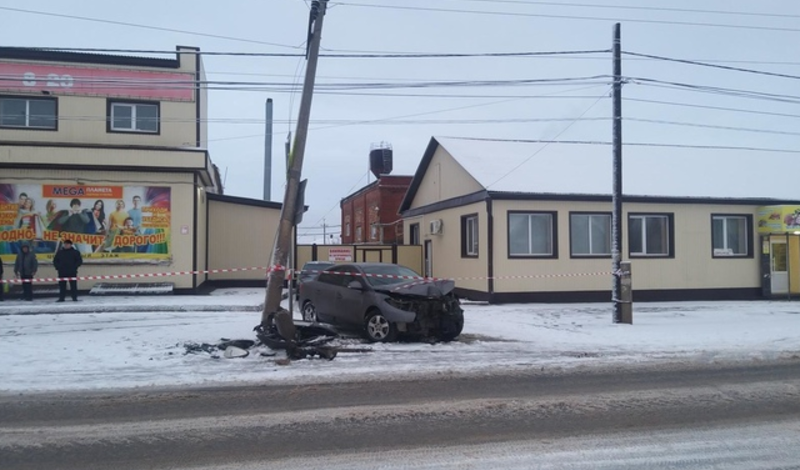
347 280 363 290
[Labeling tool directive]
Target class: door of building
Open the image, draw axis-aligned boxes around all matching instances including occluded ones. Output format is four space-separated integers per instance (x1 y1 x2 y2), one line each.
770 239 789 294
424 240 432 278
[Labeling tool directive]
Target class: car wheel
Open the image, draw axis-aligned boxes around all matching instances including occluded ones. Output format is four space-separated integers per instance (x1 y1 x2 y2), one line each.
438 317 464 342
365 310 397 343
302 301 318 322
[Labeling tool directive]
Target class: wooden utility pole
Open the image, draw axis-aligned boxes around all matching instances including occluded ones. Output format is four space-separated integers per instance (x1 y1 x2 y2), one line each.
262 0 329 323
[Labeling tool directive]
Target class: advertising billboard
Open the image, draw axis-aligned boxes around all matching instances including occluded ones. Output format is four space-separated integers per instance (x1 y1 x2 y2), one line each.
757 205 800 234
0 62 195 101
0 184 171 263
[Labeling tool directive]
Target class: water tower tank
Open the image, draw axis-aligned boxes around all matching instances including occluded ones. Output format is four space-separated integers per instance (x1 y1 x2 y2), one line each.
369 143 393 179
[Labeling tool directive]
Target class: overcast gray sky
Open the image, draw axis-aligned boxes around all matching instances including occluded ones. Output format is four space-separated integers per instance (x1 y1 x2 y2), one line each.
2 0 800 243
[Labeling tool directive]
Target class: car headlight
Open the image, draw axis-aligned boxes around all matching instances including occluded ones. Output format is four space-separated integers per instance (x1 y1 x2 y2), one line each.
385 297 414 311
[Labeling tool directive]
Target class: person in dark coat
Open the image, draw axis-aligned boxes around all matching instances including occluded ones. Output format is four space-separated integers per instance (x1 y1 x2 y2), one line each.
14 242 38 301
53 239 83 302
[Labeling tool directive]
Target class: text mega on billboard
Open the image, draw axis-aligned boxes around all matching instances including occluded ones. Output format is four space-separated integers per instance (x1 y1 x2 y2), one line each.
0 62 195 101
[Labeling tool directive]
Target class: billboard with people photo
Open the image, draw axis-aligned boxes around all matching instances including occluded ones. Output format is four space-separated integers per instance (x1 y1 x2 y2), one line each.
0 184 171 263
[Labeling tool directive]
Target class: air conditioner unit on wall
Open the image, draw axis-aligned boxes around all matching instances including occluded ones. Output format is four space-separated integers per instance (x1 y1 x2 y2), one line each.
429 219 443 235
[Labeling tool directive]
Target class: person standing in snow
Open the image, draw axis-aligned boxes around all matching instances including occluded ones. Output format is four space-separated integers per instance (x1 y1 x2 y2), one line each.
53 239 83 302
14 242 38 301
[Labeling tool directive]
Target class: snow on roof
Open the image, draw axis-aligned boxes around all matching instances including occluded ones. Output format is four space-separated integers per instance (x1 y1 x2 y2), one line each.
433 136 800 200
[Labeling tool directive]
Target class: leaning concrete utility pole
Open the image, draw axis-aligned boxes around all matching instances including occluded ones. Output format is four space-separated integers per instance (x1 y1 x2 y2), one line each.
262 0 329 323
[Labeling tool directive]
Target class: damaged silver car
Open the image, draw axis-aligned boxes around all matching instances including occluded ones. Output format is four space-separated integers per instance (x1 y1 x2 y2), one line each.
298 263 464 342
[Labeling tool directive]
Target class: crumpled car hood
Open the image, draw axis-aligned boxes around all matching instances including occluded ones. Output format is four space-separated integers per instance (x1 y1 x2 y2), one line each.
377 279 456 298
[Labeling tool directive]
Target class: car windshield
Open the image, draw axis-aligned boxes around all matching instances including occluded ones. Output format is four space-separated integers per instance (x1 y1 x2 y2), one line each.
302 263 333 274
362 264 422 287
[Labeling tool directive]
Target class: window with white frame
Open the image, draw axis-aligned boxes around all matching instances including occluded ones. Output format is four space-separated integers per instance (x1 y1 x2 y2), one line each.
462 214 478 257
571 213 611 256
109 101 159 133
712 215 750 257
508 212 555 257
0 97 56 129
356 226 362 242
629 214 671 256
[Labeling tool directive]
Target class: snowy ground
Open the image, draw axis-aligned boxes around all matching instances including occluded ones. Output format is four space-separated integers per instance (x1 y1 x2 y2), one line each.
0 288 798 393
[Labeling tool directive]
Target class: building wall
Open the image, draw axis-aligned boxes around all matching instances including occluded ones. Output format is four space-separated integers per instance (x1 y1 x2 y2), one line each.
491 199 762 294
295 243 423 275
403 201 488 292
403 197 767 299
410 146 483 209
377 176 412 243
0 144 208 170
340 175 412 245
0 167 196 289
206 199 281 282
0 48 201 149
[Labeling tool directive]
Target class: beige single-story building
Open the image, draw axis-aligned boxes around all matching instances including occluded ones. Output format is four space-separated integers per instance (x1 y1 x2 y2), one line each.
400 137 800 303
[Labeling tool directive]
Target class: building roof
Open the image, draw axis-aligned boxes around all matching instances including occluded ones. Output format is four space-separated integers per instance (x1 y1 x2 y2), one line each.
207 193 283 209
400 136 800 213
0 46 193 68
340 174 413 205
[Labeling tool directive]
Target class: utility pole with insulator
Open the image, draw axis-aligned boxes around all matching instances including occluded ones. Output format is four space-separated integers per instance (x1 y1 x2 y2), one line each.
611 22 630 324
261 0 329 324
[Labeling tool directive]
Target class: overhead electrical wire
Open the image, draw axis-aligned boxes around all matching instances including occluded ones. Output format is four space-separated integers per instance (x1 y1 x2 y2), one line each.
1 46 610 59
623 51 800 81
6 116 614 125
624 98 800 121
626 77 800 105
207 83 609 142
0 6 302 49
31 115 800 139
444 0 800 20
442 136 800 155
485 88 610 189
299 171 370 239
16 46 800 67
0 74 610 91
625 118 800 138
333 2 800 34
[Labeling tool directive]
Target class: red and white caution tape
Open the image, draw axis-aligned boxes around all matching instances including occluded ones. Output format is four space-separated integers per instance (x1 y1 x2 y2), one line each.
1 265 275 284
0 264 614 285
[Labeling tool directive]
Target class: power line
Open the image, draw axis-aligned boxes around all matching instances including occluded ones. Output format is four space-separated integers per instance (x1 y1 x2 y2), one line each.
207 84 609 142
624 98 800 120
441 136 800 155
486 88 610 189
334 2 800 34
7 46 610 59
0 7 302 49
0 74 610 91
626 117 800 138
299 171 370 239
444 0 800 20
23 46 800 68
627 77 800 105
623 51 800 81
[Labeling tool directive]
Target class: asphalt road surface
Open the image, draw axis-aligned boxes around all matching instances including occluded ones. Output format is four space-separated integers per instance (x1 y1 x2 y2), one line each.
2 361 800 469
